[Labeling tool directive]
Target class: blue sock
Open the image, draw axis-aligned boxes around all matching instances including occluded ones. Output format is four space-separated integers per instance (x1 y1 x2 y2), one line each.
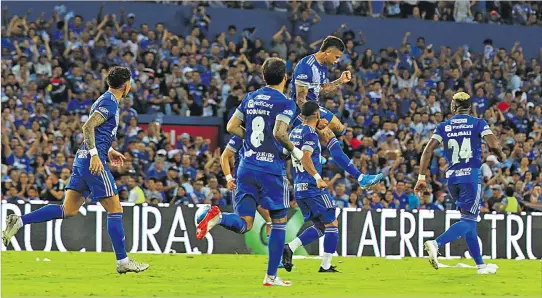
267 222 286 276
219 213 248 234
107 213 128 261
436 219 471 247
324 226 339 254
465 223 484 265
327 137 362 179
298 225 323 246
21 205 64 225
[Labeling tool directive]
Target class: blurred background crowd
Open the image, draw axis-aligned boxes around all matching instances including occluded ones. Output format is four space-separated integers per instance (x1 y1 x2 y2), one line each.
1 1 541 214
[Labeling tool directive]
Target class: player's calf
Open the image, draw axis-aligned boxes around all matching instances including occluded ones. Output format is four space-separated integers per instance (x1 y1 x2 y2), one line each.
319 221 339 272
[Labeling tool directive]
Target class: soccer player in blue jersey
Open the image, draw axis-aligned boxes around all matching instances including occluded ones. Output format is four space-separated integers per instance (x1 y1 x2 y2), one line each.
282 101 340 273
197 58 301 286
2 67 149 274
415 92 506 274
290 36 383 189
220 135 272 238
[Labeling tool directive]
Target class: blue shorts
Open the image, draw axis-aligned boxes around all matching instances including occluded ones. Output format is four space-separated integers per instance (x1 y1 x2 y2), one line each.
448 182 482 215
234 166 290 218
296 191 336 225
292 105 335 128
66 165 118 202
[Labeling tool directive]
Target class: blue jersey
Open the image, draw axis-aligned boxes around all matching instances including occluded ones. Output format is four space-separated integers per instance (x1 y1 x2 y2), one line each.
289 54 328 103
431 114 492 184
225 136 243 176
289 124 323 199
235 86 296 176
74 91 119 165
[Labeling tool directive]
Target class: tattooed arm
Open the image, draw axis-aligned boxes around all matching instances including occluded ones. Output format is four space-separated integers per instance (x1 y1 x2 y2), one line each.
82 112 106 150
320 71 352 95
295 83 309 108
273 119 295 152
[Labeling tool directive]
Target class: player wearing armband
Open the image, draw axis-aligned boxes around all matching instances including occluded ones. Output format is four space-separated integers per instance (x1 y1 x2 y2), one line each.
282 101 340 273
196 58 300 286
414 92 506 274
290 36 383 189
2 67 149 274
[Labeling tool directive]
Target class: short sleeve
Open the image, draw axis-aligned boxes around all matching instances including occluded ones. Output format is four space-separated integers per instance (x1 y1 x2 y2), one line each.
293 62 313 88
226 136 243 153
94 99 118 121
479 119 493 137
234 93 250 122
276 100 297 124
431 123 444 143
302 130 319 152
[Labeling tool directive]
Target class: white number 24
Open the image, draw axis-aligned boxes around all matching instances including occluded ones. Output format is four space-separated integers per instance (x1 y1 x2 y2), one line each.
448 138 473 164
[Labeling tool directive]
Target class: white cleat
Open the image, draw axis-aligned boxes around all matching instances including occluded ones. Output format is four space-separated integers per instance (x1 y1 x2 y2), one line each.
116 259 150 274
477 264 497 275
263 275 292 287
2 214 22 247
424 240 439 270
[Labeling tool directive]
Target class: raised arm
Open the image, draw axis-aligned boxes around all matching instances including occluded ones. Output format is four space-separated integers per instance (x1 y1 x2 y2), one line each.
320 71 351 95
484 132 506 162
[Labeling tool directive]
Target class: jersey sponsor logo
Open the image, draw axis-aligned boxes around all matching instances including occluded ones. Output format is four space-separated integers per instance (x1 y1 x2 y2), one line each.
283 109 294 116
295 183 309 191
483 125 490 130
256 152 275 162
296 74 308 80
452 124 474 129
228 139 236 146
446 168 472 178
451 118 467 124
98 107 109 117
445 125 452 132
304 141 315 146
246 109 270 116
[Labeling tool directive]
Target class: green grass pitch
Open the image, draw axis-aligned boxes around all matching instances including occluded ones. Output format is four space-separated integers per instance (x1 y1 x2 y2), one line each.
1 251 541 296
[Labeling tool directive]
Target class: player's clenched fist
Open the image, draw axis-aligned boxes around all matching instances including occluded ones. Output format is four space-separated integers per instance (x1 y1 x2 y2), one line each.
90 155 104 175
340 71 352 83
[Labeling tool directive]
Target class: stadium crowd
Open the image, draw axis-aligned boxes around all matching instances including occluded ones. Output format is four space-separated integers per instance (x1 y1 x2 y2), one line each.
1 3 541 214
169 1 542 26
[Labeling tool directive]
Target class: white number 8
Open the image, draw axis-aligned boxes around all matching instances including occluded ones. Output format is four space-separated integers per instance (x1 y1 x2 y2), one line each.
250 116 265 148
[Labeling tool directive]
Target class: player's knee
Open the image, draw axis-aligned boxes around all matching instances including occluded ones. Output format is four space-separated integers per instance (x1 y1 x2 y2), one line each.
241 216 254 232
325 219 338 228
269 209 288 222
317 128 335 144
63 207 79 218
313 221 326 234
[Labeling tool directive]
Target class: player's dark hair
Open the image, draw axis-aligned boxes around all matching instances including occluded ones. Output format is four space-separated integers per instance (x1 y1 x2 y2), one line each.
301 101 320 117
319 36 345 52
106 66 131 89
261 58 286 86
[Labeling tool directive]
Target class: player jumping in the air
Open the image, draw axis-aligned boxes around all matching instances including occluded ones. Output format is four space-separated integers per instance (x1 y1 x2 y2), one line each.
414 92 506 274
196 58 300 286
2 67 149 274
282 101 340 273
220 136 273 238
290 36 383 189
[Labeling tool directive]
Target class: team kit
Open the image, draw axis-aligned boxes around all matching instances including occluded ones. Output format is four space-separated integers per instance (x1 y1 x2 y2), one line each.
2 36 505 286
